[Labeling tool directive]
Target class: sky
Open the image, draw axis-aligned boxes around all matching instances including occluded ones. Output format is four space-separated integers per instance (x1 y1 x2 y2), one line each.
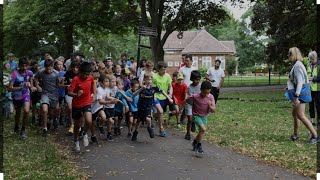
219 0 253 20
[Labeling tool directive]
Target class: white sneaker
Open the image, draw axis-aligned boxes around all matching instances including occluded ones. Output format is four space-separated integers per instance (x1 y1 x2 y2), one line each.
83 133 89 147
74 140 80 152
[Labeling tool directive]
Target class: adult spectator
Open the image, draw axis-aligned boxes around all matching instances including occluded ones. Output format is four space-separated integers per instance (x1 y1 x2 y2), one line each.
178 54 197 87
287 47 318 144
118 53 131 69
205 59 225 104
178 54 186 70
137 58 147 78
64 53 75 70
307 51 320 126
130 57 137 76
6 53 18 71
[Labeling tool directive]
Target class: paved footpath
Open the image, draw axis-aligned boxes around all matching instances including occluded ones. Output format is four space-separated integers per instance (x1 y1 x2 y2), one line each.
71 125 310 180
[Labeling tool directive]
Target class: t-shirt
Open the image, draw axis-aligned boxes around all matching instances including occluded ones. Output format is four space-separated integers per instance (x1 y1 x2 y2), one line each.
178 66 197 86
91 86 109 114
7 60 18 71
125 89 139 112
152 73 172 100
9 70 33 101
114 91 128 113
138 86 161 110
188 93 215 117
206 67 225 87
123 78 131 91
58 71 66 97
64 70 77 85
69 75 94 108
105 86 118 109
172 82 188 106
35 69 60 100
64 59 72 70
188 83 201 96
138 70 154 85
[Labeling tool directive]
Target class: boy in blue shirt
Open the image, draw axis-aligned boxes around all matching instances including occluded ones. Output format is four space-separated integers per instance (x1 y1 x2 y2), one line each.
125 79 140 137
114 79 129 136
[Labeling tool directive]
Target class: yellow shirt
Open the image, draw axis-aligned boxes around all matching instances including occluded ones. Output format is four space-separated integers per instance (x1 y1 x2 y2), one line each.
152 73 172 100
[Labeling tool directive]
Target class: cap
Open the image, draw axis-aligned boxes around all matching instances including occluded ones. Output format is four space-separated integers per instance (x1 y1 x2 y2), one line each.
177 73 184 80
121 68 131 75
7 53 15 57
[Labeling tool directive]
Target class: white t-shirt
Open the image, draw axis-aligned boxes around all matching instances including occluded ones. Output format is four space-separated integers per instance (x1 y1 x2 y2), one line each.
206 67 225 87
138 70 155 85
105 86 118 108
91 86 110 114
178 66 197 86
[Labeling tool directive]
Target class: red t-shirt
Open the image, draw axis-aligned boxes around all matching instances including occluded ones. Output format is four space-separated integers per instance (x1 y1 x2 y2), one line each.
69 75 94 108
172 82 188 106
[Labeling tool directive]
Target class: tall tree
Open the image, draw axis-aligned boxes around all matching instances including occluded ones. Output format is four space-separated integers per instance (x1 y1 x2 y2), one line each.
139 0 229 64
4 0 138 58
251 0 316 65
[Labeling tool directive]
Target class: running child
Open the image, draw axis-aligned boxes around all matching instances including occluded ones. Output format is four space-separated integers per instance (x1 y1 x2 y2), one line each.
68 62 97 152
8 57 37 139
172 73 188 127
125 79 140 137
183 81 216 154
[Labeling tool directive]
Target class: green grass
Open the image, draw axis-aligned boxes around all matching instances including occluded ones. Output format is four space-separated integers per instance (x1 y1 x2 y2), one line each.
172 90 316 178
223 76 287 86
4 118 86 179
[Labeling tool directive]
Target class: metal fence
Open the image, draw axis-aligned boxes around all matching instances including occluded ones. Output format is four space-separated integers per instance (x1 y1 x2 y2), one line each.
223 74 287 87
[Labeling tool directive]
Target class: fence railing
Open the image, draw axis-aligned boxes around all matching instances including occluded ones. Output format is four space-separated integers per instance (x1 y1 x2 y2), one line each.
223 74 287 87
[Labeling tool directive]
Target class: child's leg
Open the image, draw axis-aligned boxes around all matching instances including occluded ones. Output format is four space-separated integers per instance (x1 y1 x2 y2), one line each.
73 118 81 140
22 101 30 131
128 112 133 134
83 111 93 136
41 104 49 129
175 106 180 124
195 124 206 143
155 103 164 131
14 102 22 130
186 115 192 134
107 118 114 134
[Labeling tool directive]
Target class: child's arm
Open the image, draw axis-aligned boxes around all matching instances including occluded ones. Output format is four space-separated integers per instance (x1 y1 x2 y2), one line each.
33 73 42 92
209 99 216 113
91 78 97 102
98 98 119 105
132 86 145 96
67 78 82 97
162 91 173 104
118 89 132 102
29 76 37 92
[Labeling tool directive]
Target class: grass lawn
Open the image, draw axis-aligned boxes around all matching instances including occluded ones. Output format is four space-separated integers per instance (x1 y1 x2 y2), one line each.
4 118 86 179
223 76 287 86
172 90 316 178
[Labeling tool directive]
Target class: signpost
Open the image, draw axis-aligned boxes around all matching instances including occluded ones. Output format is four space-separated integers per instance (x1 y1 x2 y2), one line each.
136 17 158 77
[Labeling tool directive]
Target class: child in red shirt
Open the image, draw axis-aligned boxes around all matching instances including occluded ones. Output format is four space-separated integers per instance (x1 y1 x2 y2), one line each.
172 73 188 126
68 62 97 152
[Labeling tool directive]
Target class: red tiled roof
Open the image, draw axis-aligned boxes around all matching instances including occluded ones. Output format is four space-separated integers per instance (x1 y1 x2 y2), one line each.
163 30 235 54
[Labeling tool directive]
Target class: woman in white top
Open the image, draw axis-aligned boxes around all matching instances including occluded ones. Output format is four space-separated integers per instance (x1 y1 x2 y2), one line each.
137 59 147 78
138 60 155 86
287 47 318 144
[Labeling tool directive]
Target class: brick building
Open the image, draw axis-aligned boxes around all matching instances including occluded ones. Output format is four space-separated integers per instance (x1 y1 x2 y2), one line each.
163 29 236 75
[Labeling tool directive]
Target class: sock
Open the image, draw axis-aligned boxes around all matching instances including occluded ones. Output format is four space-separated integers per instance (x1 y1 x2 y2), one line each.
44 127 47 131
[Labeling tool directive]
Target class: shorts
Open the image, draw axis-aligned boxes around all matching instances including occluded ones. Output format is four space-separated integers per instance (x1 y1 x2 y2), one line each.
104 108 115 119
137 109 152 122
128 111 138 120
169 104 178 111
115 111 123 119
92 108 104 121
31 92 41 104
59 97 65 105
72 105 92 120
158 99 169 112
185 104 192 116
13 95 30 109
65 95 73 104
193 115 208 127
40 94 59 109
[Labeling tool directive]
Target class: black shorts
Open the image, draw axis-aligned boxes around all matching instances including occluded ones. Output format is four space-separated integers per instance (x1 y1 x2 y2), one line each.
104 108 115 119
72 105 92 120
115 111 123 119
137 109 152 122
31 92 41 104
59 97 65 105
13 99 25 109
92 108 104 121
128 111 138 120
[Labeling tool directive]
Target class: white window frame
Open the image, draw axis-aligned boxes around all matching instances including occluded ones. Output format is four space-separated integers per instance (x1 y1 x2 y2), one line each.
174 61 180 67
192 56 198 68
167 61 173 67
216 56 225 70
202 56 212 68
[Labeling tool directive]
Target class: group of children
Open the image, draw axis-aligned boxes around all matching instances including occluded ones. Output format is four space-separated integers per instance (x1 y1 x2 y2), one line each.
4 53 216 155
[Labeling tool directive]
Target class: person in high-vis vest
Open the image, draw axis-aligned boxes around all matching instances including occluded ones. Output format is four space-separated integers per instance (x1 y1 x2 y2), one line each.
307 51 320 126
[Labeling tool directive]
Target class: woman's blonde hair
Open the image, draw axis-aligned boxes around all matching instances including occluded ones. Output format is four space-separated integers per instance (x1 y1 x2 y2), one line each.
288 47 303 61
308 51 317 62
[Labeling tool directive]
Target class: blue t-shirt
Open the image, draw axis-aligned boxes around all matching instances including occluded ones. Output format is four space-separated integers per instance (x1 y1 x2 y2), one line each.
7 60 18 71
114 91 128 113
58 71 66 97
125 89 139 112
118 59 132 68
137 86 162 110
123 78 131 91
40 60 45 69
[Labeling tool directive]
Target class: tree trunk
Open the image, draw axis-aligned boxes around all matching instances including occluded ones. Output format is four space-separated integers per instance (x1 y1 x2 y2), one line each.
150 37 164 66
64 24 74 59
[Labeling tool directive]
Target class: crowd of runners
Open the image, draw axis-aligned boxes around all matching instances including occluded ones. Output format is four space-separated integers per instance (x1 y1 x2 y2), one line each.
3 52 224 154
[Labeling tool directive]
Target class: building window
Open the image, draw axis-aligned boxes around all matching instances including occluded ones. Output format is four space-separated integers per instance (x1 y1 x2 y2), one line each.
216 56 225 70
174 61 180 67
192 56 198 68
202 56 212 68
167 61 173 67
